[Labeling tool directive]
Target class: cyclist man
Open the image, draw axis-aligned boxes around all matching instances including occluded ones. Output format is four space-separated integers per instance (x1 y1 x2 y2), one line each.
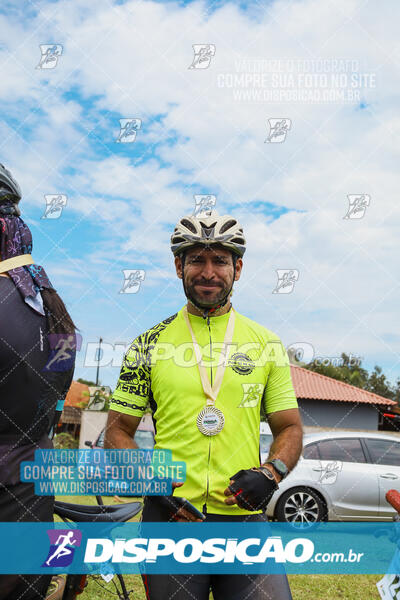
105 210 303 599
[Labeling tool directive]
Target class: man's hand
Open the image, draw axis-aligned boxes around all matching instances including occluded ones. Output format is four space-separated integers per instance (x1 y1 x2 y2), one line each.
160 484 205 522
223 468 278 511
224 408 302 511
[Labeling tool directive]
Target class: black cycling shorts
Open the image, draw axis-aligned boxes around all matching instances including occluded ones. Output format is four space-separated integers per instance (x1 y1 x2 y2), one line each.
140 496 293 600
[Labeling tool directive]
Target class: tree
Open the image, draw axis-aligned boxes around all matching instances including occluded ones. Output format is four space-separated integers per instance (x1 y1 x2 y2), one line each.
77 377 97 387
366 366 395 401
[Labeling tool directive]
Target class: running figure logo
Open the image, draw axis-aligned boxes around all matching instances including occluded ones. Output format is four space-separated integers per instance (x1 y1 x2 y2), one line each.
272 269 299 294
188 44 216 69
36 45 63 69
193 194 216 216
265 119 292 143
42 195 67 219
42 529 82 568
120 269 146 294
116 119 142 143
343 194 370 219
44 334 81 372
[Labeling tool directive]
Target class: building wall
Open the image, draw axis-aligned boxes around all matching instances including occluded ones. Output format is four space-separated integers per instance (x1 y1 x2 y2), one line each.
298 399 379 430
79 410 108 448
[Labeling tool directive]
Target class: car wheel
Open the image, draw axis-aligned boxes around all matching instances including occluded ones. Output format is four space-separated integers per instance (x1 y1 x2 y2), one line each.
275 486 327 525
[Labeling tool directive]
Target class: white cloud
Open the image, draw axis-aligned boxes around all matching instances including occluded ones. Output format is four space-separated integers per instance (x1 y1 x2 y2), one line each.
0 0 399 383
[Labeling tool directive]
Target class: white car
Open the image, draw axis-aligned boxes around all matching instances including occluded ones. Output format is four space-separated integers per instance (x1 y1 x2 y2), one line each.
260 421 273 464
266 431 400 523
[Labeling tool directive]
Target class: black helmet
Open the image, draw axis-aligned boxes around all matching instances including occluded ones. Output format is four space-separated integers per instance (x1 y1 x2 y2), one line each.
0 163 21 216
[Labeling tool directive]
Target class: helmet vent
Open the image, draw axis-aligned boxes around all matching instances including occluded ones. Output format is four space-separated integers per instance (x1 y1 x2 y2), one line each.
220 219 237 233
180 219 197 233
199 221 217 229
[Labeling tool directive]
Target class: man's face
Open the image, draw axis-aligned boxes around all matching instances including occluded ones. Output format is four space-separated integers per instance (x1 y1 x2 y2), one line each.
175 244 242 308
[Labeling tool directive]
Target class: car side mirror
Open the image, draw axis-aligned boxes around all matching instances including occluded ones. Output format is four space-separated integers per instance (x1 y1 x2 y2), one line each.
84 440 92 447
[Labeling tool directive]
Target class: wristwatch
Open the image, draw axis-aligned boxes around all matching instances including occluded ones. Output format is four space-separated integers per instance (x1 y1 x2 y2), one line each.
265 459 289 480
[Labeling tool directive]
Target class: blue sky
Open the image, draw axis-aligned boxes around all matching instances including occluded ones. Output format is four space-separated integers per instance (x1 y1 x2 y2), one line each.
0 0 399 389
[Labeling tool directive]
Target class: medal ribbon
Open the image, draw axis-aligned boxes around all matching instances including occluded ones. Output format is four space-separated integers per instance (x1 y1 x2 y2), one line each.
183 306 235 406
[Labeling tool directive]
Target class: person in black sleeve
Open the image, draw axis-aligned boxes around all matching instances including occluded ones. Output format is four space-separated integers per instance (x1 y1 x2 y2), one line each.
0 163 78 600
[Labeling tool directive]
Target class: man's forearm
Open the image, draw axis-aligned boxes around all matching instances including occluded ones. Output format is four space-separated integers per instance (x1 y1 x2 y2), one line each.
104 427 138 450
262 424 303 480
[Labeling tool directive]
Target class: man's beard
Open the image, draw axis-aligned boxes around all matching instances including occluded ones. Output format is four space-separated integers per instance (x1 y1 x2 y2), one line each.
185 278 231 308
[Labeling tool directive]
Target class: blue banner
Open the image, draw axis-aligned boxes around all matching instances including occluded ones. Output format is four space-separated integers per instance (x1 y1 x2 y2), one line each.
0 522 399 575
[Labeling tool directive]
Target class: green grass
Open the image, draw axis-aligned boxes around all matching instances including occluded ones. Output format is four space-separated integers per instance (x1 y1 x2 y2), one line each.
55 495 383 599
77 574 383 599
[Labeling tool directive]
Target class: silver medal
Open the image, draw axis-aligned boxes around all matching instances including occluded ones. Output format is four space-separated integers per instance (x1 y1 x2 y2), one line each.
197 406 225 436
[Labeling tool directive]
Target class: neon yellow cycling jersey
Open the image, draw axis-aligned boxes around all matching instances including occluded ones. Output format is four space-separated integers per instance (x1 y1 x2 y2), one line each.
110 305 298 515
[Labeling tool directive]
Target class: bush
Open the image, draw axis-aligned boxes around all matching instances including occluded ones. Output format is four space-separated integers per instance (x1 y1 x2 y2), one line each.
53 432 79 449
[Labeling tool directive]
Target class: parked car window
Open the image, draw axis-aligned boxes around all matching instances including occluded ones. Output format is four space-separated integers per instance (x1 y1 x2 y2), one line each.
364 439 400 467
96 429 105 448
317 438 366 463
134 430 155 449
260 433 273 457
303 442 320 460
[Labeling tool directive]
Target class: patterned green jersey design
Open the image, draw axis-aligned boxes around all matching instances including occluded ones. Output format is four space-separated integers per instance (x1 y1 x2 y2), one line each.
110 306 298 515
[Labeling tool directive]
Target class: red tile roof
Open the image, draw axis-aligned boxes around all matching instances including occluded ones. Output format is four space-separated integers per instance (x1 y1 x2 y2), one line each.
64 381 90 408
290 365 396 406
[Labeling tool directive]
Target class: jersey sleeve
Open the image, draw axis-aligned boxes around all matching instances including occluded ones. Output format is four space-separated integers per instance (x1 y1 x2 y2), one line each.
262 340 298 414
110 336 151 418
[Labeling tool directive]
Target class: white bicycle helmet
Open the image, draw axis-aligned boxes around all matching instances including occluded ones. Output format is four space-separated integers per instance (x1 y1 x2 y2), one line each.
171 210 246 258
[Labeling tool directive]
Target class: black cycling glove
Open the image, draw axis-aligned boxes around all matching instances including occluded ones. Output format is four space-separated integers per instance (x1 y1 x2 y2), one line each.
228 467 279 511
